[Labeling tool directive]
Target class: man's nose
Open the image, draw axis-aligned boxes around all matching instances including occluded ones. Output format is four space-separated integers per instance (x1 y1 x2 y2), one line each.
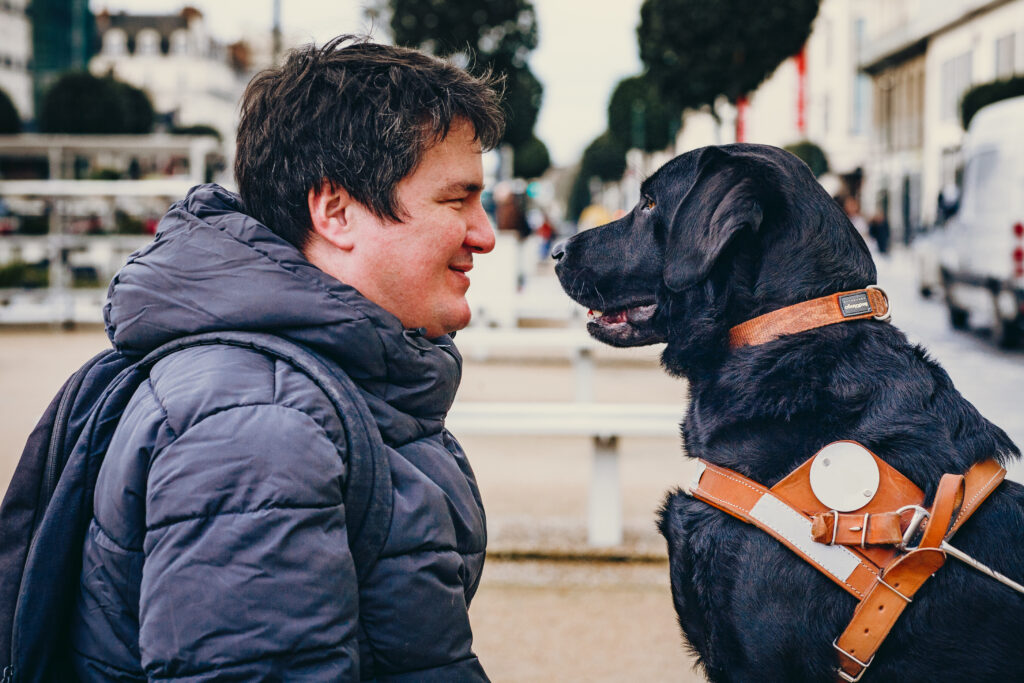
550 240 567 261
466 204 496 254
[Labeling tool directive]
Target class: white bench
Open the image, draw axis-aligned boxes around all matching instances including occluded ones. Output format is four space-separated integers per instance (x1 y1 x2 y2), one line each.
454 328 602 400
446 401 681 547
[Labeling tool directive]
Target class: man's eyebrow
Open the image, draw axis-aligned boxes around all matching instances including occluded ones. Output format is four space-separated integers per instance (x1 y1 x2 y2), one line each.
439 181 484 195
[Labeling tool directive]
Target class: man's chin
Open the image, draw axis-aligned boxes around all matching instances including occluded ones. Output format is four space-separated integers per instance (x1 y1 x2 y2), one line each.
421 301 472 339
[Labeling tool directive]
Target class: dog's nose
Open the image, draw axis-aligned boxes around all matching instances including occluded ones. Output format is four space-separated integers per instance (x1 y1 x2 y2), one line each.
551 240 567 261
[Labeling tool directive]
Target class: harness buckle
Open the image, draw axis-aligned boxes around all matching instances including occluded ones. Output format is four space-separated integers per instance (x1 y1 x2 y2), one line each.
833 639 874 682
896 505 930 551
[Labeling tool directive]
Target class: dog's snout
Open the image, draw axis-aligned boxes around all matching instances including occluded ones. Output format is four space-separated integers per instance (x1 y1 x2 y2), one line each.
551 240 567 261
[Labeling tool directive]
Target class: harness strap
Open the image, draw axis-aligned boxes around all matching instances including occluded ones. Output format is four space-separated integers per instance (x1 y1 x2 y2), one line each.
950 458 1006 535
832 547 947 682
729 286 890 349
686 461 880 599
833 473 966 681
811 511 904 547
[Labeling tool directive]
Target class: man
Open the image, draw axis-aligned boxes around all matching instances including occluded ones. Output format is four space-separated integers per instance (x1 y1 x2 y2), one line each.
70 37 503 680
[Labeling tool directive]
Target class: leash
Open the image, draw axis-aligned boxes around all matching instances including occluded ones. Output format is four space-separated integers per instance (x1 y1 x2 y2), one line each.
729 285 890 348
685 447 1009 682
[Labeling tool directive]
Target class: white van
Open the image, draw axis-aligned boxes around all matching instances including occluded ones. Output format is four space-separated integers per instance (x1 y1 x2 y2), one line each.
939 95 1024 347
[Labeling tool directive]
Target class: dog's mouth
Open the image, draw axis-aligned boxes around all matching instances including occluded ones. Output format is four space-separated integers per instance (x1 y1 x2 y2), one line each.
585 302 665 347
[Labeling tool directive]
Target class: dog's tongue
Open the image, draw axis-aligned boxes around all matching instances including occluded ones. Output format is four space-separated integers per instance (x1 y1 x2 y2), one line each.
588 305 655 325
594 310 629 324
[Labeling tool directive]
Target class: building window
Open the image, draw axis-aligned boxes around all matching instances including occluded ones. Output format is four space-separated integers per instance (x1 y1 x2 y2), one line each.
103 29 127 57
941 51 972 121
170 29 188 55
995 33 1014 79
850 18 869 135
137 29 160 57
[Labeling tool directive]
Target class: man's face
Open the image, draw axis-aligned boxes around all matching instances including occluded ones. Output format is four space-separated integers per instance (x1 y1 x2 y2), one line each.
338 120 495 338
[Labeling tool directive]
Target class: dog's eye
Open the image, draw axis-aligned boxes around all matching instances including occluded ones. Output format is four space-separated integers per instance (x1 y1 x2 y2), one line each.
642 197 656 211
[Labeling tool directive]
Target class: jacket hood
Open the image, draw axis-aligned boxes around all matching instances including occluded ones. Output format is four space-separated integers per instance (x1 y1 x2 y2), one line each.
105 184 462 427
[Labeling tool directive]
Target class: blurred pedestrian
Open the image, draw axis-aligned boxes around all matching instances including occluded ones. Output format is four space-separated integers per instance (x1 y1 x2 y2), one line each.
70 36 502 681
868 210 891 255
843 195 873 251
537 213 555 259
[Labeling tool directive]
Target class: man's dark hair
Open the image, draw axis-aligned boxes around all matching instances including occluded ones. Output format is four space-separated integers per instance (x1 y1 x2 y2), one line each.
235 36 505 248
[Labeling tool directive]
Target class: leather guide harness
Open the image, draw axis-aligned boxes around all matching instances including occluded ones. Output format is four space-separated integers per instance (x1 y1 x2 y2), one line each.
685 454 1005 682
685 287 1015 681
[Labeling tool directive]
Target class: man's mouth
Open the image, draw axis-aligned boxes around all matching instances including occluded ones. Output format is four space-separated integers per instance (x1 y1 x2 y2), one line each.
585 303 664 347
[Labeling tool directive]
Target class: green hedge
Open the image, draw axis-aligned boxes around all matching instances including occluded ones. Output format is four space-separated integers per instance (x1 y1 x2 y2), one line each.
961 76 1024 129
783 140 829 178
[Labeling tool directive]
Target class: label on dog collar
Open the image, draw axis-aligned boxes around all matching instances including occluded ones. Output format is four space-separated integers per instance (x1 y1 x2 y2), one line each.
838 292 872 317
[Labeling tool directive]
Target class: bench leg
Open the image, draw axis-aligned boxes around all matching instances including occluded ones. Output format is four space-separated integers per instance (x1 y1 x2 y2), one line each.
588 435 622 547
573 347 594 402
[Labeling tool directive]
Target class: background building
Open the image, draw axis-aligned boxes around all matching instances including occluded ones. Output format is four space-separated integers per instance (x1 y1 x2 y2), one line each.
861 0 1024 242
30 0 94 119
89 8 248 148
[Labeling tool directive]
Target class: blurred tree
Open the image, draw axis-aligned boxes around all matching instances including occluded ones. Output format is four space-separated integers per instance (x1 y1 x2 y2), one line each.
0 87 20 134
961 76 1024 129
513 134 550 179
374 0 549 169
608 74 681 152
581 131 628 182
638 0 820 111
783 140 829 177
567 169 591 222
113 80 155 134
40 72 153 134
567 131 628 221
501 64 544 148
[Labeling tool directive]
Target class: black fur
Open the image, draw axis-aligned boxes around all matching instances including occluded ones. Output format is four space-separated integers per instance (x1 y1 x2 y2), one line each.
555 144 1024 682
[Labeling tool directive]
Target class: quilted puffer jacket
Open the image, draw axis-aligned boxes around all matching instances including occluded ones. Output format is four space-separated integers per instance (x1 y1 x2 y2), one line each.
70 184 489 681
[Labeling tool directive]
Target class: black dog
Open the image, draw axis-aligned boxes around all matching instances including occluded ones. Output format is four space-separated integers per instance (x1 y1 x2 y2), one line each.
554 144 1024 682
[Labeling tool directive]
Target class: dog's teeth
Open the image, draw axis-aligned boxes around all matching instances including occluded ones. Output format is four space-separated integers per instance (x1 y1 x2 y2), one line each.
589 309 603 318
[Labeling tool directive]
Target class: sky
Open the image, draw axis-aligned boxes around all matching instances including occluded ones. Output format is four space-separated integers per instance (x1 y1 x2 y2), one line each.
88 0 646 168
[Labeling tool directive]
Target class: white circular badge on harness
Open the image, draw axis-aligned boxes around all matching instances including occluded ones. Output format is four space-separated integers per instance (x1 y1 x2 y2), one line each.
808 442 880 512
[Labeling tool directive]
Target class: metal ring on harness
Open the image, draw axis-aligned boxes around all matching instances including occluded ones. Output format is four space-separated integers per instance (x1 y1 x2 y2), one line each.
896 504 931 551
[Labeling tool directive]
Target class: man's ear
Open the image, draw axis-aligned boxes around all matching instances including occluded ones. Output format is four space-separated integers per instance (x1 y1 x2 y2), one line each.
663 177 762 292
307 181 356 250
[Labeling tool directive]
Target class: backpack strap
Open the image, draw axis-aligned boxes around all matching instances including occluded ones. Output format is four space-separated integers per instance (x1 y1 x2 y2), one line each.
140 332 394 581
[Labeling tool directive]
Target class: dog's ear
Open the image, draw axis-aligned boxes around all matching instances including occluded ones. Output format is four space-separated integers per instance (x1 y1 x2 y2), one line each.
663 177 763 292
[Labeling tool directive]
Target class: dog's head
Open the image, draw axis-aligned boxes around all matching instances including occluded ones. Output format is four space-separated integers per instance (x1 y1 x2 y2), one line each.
555 144 876 375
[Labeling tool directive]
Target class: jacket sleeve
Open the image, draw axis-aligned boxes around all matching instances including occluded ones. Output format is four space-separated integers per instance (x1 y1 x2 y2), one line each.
138 396 360 680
